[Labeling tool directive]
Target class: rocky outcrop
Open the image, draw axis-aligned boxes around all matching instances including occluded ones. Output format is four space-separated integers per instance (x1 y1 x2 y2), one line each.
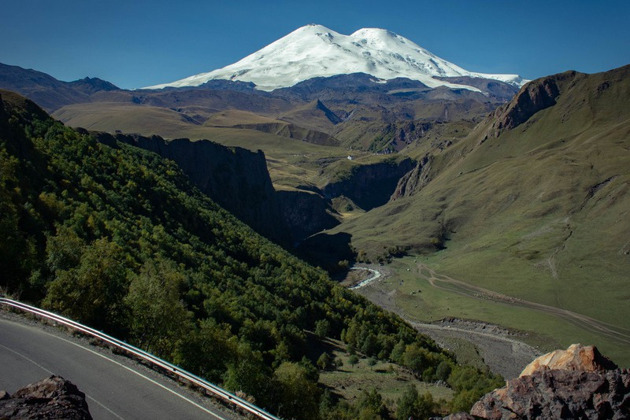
470 368 630 419
390 155 431 199
469 344 630 420
486 71 582 137
373 121 435 152
0 375 92 419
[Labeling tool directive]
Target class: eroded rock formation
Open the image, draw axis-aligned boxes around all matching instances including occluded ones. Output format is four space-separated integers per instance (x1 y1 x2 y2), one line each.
390 155 431 199
94 132 292 243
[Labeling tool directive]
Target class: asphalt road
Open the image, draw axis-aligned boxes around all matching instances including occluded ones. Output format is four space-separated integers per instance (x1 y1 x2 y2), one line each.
0 314 240 420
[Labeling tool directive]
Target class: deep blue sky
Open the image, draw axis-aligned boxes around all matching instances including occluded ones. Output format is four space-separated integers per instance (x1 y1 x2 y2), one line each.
2 0 628 89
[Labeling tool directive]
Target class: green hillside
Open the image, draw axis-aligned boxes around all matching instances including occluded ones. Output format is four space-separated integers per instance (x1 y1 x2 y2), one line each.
0 90 503 419
334 66 630 361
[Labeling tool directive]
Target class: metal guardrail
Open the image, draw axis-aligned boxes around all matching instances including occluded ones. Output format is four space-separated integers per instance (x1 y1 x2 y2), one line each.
0 297 280 420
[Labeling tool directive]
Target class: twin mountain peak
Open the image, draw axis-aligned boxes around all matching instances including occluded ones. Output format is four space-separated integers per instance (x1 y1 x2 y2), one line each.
145 23 526 92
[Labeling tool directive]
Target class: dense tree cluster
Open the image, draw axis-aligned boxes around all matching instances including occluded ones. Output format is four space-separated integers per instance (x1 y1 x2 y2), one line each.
0 92 502 419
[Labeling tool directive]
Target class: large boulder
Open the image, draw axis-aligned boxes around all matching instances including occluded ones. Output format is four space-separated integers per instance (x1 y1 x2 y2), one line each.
0 375 92 419
469 344 630 419
519 343 618 377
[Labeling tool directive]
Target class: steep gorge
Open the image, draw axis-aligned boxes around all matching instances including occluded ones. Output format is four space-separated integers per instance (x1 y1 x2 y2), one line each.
94 131 292 243
93 131 422 254
322 157 417 211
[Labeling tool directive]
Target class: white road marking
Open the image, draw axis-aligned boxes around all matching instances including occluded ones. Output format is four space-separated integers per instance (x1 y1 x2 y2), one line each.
1 323 226 420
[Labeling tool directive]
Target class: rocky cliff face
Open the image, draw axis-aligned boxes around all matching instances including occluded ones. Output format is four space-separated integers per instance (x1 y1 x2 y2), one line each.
94 131 419 250
372 121 435 152
518 343 618 377
0 376 92 419
474 368 629 419
277 189 340 243
444 344 630 420
93 131 345 246
486 71 581 138
95 132 291 243
323 158 416 210
390 155 431 199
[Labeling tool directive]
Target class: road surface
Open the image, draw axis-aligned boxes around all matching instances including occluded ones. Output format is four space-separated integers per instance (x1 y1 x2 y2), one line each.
0 313 240 420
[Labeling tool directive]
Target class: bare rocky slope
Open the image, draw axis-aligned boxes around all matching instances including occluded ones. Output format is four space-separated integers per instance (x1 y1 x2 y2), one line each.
322 157 417 210
91 131 387 248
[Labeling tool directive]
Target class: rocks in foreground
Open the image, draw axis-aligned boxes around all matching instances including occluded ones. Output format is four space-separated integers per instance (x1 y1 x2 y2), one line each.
444 344 630 420
518 342 619 376
471 367 630 419
0 375 92 419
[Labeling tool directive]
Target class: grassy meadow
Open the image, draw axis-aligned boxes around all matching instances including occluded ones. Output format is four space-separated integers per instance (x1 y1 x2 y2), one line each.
373 256 630 367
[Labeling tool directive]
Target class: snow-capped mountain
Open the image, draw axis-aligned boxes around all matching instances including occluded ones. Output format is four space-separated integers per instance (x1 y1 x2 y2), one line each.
145 24 526 92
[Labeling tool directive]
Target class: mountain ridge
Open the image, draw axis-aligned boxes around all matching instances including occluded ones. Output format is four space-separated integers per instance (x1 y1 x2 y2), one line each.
0 61 518 158
0 63 119 111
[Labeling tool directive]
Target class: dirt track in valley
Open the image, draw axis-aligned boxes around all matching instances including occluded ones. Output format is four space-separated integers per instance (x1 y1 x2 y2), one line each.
349 263 630 379
415 263 630 347
352 268 539 378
